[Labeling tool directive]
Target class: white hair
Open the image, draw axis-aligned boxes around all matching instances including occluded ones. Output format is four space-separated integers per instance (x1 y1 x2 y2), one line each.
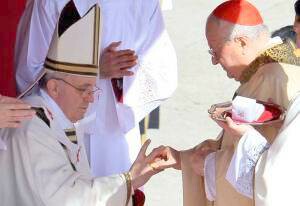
39 70 69 88
209 15 270 41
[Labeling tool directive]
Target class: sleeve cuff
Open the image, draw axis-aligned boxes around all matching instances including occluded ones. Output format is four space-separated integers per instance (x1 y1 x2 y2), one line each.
204 152 216 201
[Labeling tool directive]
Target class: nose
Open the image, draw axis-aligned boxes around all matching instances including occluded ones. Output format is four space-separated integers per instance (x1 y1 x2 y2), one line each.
211 56 219 65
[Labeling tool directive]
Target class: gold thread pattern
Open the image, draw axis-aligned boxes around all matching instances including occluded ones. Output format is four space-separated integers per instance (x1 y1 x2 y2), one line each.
240 40 300 84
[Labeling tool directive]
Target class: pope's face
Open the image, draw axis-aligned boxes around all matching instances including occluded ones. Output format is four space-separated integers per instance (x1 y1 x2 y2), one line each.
206 20 246 81
54 75 97 122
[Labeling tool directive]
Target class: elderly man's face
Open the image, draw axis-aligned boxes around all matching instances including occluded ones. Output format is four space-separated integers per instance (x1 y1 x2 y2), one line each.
53 75 97 122
206 20 246 81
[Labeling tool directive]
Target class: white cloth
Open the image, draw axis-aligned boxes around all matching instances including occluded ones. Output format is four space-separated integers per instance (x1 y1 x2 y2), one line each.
204 152 216 201
226 129 269 198
255 92 300 206
232 96 265 123
0 92 131 206
15 0 177 177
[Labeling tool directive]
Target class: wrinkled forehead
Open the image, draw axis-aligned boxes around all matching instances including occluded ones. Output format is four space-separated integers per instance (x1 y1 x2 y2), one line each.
67 74 97 86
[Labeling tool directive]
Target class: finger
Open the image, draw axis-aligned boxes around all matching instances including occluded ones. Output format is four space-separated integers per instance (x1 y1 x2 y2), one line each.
105 41 122 52
4 103 32 110
137 139 151 158
113 70 134 78
151 158 173 170
114 49 135 57
7 115 34 122
8 109 36 117
0 122 21 128
115 54 138 64
146 146 166 162
0 96 24 104
118 60 137 68
225 117 236 129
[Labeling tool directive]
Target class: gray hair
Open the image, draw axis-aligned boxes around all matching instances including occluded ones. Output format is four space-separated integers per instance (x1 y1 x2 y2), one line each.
39 70 69 88
209 15 269 41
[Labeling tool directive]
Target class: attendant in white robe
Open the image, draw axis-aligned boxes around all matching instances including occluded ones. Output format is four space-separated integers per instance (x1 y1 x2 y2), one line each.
217 91 300 206
1 5 174 205
15 0 177 177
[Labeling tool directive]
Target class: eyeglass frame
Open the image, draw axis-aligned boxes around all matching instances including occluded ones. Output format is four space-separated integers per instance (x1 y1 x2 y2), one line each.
53 78 101 98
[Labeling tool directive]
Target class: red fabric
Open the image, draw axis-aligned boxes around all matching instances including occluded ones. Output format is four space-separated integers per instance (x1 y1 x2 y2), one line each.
0 1 26 97
212 0 263 26
133 189 145 206
111 78 123 103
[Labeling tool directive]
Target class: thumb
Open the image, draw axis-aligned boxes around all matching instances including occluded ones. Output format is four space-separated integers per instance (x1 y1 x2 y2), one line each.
137 139 151 159
225 117 236 129
106 41 121 52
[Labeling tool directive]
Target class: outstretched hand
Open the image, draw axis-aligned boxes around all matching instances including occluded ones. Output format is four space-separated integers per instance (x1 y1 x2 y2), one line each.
129 141 182 189
0 95 35 128
99 41 137 79
129 140 165 189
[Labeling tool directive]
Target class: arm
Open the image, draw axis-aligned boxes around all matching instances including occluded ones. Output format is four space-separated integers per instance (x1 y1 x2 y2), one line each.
19 121 163 205
226 129 269 199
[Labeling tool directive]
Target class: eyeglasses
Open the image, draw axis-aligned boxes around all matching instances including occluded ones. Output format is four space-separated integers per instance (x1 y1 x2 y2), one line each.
55 78 101 98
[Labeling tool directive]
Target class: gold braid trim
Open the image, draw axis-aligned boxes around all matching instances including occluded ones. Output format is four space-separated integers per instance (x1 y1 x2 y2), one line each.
124 172 132 206
240 40 300 84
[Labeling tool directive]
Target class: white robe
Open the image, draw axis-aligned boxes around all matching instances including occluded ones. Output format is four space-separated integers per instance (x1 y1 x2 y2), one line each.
0 92 131 206
255 92 300 206
224 92 300 204
15 0 177 177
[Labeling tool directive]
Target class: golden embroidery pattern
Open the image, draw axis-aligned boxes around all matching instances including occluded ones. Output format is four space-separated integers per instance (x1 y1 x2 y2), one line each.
240 40 300 84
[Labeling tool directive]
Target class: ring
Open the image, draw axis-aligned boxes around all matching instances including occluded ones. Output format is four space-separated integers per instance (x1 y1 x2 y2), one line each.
148 163 157 171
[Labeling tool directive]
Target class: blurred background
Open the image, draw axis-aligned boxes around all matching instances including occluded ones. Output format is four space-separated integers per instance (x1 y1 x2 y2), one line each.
145 0 296 205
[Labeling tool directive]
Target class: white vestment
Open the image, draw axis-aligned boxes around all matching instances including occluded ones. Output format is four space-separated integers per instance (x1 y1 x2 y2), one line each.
255 92 300 206
223 92 300 204
15 0 177 176
0 91 132 206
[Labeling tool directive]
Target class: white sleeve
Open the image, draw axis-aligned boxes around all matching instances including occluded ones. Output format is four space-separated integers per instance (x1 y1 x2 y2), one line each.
21 119 129 206
15 0 58 93
0 138 7 150
226 129 270 199
204 152 216 201
118 1 177 132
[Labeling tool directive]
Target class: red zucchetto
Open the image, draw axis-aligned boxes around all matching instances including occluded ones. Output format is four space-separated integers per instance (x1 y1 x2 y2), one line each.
212 0 263 26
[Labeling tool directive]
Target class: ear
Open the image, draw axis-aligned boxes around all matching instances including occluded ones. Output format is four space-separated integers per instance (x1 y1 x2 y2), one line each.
234 36 248 49
46 79 60 98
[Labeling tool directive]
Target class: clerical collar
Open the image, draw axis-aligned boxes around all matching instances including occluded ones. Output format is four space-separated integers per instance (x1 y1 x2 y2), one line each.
39 89 74 130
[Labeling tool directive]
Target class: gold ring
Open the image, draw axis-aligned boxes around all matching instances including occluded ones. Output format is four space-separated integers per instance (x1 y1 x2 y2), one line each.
148 163 157 171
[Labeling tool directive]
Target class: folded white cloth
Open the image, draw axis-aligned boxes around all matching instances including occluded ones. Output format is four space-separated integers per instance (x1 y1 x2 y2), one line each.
232 96 265 123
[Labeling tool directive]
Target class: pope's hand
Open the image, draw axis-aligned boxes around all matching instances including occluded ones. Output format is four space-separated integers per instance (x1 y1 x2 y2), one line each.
0 95 35 128
99 41 137 79
129 140 166 190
